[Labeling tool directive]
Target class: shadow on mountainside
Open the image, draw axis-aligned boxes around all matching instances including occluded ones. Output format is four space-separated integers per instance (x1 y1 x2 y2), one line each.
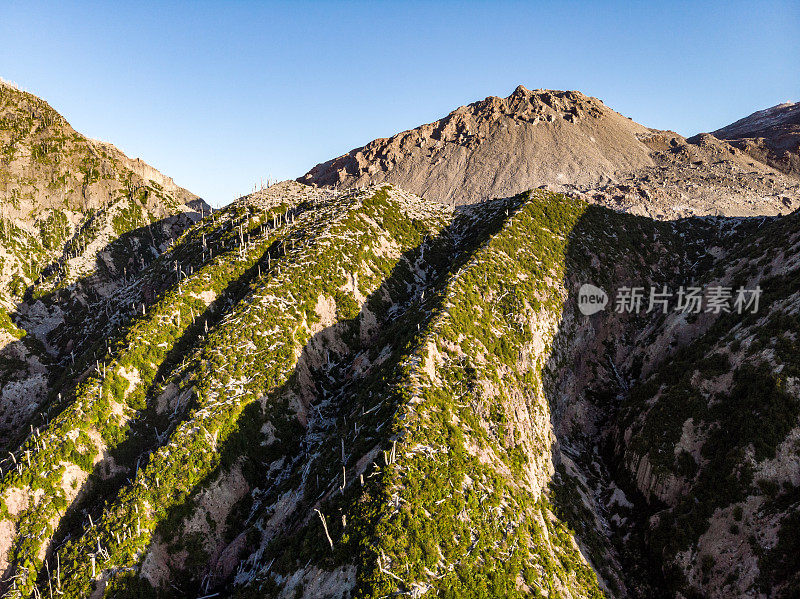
540 204 702 598
0 213 220 589
16 191 799 598
3 200 317 591
544 204 800 598
0 211 201 451
81 196 519 597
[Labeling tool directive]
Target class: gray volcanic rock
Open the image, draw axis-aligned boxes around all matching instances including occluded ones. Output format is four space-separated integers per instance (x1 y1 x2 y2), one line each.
709 101 800 178
300 86 656 206
586 129 800 219
300 86 800 218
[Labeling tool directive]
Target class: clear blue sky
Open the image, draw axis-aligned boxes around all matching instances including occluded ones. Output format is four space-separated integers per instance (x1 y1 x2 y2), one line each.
2 1 798 207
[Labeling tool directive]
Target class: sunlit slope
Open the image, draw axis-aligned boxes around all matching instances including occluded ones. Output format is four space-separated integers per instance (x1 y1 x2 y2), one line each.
0 82 205 449
0 185 451 595
231 192 610 599
0 187 612 598
1 181 797 599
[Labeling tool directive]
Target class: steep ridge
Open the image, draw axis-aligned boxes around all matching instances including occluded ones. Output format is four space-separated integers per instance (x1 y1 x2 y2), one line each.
0 80 204 303
0 180 797 598
0 82 207 447
0 183 609 598
709 102 800 179
300 86 800 218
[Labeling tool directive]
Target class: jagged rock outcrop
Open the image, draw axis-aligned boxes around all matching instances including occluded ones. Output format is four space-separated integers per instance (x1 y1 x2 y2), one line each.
300 86 800 218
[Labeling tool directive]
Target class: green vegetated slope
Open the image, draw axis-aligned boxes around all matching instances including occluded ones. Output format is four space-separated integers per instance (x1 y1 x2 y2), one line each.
0 186 613 598
0 184 332 595
0 81 201 304
0 180 798 599
230 190 609 599
0 82 204 451
530 202 800 599
614 209 800 599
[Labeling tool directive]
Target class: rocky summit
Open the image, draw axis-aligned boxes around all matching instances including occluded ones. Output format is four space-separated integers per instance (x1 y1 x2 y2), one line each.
300 85 800 219
0 85 799 599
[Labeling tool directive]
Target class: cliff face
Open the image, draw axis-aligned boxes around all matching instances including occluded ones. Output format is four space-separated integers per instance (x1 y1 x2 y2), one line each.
0 179 796 598
300 86 800 219
551 205 800 599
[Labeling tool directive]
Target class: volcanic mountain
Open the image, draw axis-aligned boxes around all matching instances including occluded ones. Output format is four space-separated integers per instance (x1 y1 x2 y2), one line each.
1 85 799 599
300 85 800 218
709 101 800 178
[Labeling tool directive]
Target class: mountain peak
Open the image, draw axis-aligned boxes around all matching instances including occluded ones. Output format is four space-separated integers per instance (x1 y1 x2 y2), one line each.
510 83 531 97
299 86 652 205
710 100 800 177
713 100 799 138
300 88 797 217
0 84 207 304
